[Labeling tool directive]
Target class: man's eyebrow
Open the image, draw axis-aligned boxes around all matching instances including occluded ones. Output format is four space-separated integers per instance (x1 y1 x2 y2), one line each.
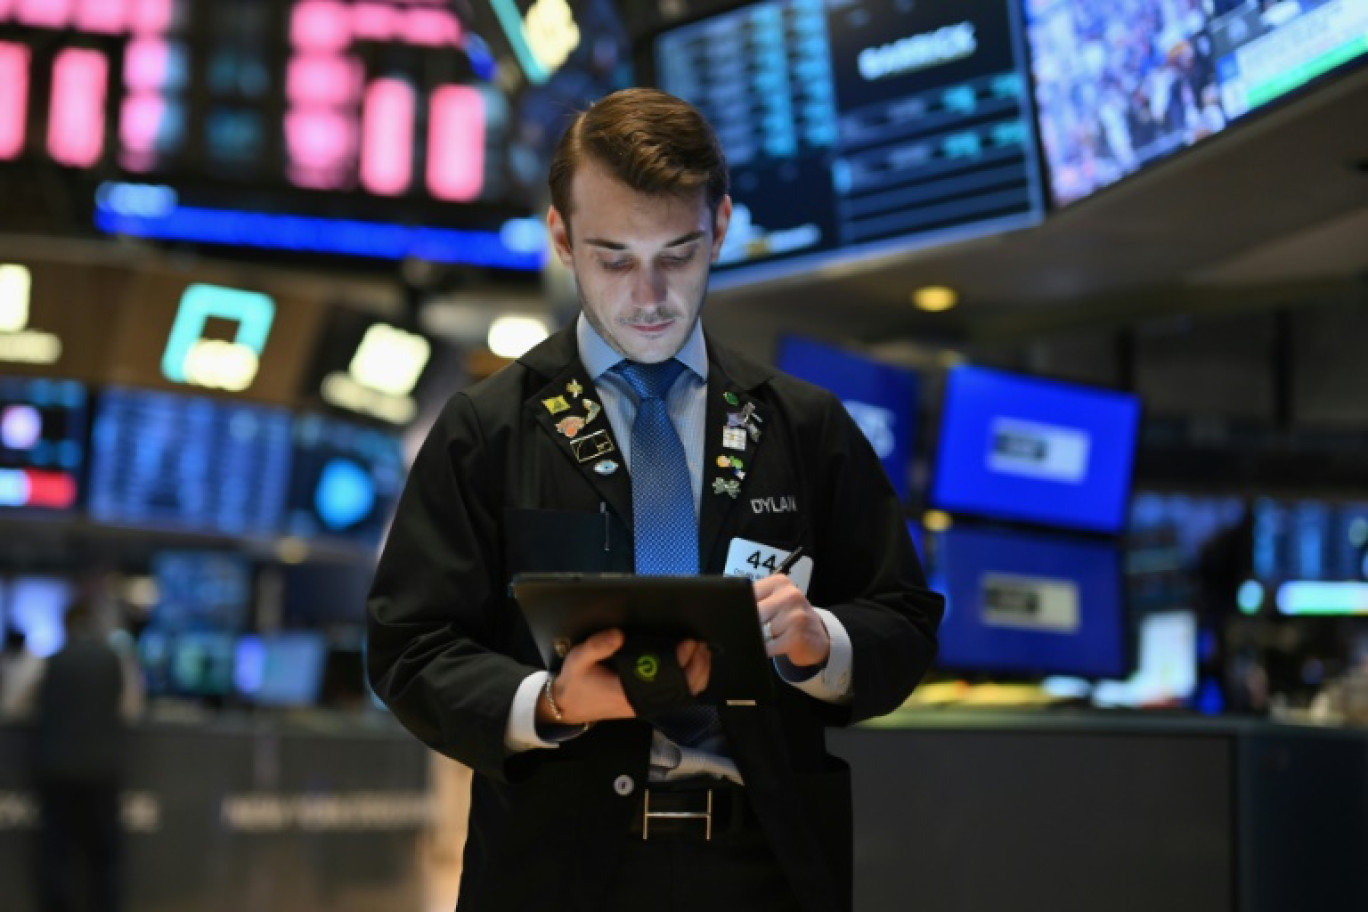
583 231 705 251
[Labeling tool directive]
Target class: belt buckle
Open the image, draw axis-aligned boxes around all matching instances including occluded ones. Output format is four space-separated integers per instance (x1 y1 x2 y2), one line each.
641 788 712 842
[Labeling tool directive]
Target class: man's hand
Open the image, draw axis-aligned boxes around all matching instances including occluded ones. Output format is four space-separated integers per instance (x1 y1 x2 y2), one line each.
754 574 830 668
537 630 713 725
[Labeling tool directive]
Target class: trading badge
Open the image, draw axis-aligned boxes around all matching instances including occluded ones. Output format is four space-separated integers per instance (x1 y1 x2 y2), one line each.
712 477 741 498
542 395 571 415
556 415 586 438
722 427 747 451
724 391 740 406
582 399 602 425
593 459 619 476
566 379 583 399
571 430 615 463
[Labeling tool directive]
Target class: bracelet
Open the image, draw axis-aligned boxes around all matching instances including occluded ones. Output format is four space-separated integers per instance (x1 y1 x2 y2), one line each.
543 675 565 723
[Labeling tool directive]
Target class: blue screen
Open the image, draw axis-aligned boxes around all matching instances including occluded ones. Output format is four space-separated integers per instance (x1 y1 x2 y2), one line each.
777 335 919 500
933 525 1126 678
234 632 327 707
151 551 252 632
283 414 406 549
931 365 1140 534
0 377 87 512
89 387 293 535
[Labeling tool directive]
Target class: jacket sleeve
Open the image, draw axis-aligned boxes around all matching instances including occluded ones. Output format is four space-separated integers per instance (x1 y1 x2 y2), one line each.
806 393 944 725
366 392 536 781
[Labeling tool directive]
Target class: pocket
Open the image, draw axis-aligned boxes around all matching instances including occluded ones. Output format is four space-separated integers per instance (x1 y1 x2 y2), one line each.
504 507 632 575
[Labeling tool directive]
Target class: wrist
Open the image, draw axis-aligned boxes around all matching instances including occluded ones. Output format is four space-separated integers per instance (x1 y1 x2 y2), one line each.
540 674 565 724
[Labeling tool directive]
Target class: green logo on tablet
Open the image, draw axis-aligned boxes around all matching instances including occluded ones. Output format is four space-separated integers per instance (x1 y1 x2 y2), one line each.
635 654 659 683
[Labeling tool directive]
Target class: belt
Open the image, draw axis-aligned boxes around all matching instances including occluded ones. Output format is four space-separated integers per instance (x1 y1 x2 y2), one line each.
627 782 756 842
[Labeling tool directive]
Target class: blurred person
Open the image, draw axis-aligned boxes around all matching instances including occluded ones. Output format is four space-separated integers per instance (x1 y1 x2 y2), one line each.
368 88 942 911
22 598 142 912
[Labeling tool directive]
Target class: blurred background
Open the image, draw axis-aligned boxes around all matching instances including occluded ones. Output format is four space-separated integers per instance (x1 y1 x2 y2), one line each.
0 0 1366 910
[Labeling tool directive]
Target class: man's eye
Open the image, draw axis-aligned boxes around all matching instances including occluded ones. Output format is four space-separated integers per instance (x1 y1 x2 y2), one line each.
660 254 695 268
601 260 632 271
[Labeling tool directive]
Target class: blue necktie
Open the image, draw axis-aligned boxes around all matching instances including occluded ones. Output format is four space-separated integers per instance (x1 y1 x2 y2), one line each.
614 360 719 748
614 359 697 575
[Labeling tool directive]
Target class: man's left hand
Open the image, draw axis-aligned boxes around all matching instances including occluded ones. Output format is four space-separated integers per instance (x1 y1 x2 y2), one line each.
753 574 830 668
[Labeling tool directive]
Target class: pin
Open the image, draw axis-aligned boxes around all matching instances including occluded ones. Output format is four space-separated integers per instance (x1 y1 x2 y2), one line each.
716 455 730 468
566 379 583 398
722 427 747 451
713 477 741 498
543 395 571 415
556 415 586 438
583 399 602 425
726 412 748 428
747 424 762 443
571 430 615 463
724 392 740 406
593 459 619 476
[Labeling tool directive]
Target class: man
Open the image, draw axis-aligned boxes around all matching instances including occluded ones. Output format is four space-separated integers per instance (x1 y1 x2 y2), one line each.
367 87 943 911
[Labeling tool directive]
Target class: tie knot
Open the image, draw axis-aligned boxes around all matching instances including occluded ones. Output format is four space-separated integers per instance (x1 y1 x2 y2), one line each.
613 359 686 402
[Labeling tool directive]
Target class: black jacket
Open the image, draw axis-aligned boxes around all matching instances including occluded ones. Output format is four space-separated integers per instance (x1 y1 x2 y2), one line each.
367 326 943 911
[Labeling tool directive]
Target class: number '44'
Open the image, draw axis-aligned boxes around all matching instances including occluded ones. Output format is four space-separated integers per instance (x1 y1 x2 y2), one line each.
746 551 779 572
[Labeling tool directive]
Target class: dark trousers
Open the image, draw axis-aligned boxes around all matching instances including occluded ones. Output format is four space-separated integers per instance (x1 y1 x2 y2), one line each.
37 781 123 912
602 786 802 912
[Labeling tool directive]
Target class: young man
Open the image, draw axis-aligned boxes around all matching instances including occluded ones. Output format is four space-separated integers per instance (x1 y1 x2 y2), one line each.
367 87 943 911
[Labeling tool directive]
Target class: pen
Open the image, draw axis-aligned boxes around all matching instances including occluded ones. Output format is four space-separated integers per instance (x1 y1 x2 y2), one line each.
774 546 804 576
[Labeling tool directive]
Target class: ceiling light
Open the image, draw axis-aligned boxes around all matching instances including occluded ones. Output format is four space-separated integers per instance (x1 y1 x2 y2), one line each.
922 510 953 533
487 315 549 359
912 285 958 312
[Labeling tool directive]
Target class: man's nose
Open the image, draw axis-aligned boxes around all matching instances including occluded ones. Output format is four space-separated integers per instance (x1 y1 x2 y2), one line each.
631 265 667 306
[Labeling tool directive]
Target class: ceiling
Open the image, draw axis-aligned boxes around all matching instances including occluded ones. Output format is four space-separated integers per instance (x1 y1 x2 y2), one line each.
697 51 1368 351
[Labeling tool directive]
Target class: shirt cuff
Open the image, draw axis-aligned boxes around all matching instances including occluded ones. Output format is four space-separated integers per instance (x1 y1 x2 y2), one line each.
775 608 853 704
503 671 590 752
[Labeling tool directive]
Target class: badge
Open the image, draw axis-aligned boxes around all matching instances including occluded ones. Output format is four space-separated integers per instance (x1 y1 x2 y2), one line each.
593 459 619 476
566 379 583 398
556 415 586 438
724 392 740 406
582 399 602 425
712 477 741 498
571 430 615 463
722 427 747 451
542 396 571 415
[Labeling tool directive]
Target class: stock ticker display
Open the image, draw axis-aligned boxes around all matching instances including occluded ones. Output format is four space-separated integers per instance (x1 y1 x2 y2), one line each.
0 376 87 511
651 0 1043 285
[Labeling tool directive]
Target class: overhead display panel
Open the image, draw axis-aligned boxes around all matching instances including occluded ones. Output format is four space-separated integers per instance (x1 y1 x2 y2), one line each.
647 0 1044 287
1025 0 1368 207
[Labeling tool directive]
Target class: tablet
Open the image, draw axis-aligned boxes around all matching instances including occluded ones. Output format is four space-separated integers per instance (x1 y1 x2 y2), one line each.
511 573 776 706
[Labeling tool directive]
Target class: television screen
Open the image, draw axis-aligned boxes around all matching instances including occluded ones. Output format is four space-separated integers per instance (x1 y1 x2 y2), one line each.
0 376 87 512
1025 0 1368 207
3 576 76 658
1243 497 1368 615
1090 609 1197 707
932 524 1127 678
647 0 1044 287
930 365 1141 534
234 632 328 707
150 551 253 633
776 335 918 500
139 629 237 697
283 414 405 549
0 0 633 268
88 387 292 535
1127 491 1247 613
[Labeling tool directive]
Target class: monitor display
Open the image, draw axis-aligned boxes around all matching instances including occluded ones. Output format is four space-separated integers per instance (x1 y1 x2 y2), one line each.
150 551 253 633
648 0 1044 287
0 376 86 512
776 335 919 500
88 387 292 535
1244 497 1368 615
234 632 328 707
283 414 406 549
3 576 76 658
1025 0 1368 207
139 629 237 697
1090 610 1197 707
932 525 1127 678
930 365 1141 534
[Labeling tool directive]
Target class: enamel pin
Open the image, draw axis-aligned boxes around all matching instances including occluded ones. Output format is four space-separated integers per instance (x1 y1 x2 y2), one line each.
712 477 741 498
542 395 571 415
593 460 619 476
566 379 584 399
571 430 615 463
722 427 747 451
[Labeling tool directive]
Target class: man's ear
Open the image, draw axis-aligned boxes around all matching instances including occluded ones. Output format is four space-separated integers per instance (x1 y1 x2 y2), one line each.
710 195 733 262
547 205 574 267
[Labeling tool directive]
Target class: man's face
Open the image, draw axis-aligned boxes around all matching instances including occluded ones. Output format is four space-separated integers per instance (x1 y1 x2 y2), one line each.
548 160 732 364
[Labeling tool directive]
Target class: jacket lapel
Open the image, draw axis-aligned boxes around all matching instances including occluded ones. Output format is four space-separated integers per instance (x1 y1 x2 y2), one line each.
697 361 772 568
525 362 633 526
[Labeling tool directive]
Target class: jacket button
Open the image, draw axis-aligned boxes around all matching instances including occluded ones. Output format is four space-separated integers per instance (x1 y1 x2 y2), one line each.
613 775 635 797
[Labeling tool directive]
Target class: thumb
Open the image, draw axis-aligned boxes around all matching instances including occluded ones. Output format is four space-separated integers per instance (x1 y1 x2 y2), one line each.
573 628 625 664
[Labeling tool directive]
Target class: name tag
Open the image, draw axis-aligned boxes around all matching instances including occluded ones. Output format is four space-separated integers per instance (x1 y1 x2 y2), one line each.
723 538 812 596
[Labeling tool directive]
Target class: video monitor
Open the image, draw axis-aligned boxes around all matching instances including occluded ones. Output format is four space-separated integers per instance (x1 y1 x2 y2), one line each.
2 576 76 658
932 524 1128 679
150 550 253 633
283 414 406 550
1242 497 1368 616
1090 610 1197 708
140 629 237 697
646 0 1044 287
0 376 87 512
234 632 327 707
88 387 292 536
776 335 919 500
930 365 1141 535
1025 0 1368 207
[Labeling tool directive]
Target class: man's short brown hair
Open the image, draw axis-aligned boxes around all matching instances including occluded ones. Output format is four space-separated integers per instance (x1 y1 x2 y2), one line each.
548 87 729 234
